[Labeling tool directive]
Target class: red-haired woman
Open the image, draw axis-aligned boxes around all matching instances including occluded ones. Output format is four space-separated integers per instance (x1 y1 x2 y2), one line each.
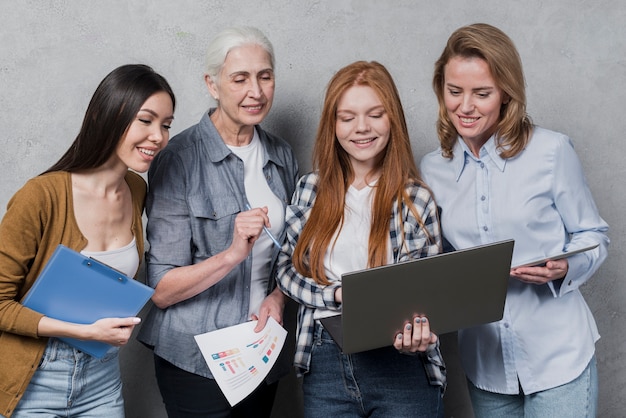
277 61 446 418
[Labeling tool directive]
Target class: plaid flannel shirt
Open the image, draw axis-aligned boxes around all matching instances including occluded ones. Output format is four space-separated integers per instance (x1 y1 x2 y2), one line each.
276 172 446 389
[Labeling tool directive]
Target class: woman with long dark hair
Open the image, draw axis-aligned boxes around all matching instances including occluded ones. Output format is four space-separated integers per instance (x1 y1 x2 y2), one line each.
0 64 175 417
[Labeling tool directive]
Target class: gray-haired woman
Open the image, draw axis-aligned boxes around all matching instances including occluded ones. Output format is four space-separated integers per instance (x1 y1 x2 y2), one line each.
137 26 298 417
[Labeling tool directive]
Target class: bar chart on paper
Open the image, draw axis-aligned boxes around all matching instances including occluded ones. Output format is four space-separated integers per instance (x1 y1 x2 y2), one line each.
195 317 286 406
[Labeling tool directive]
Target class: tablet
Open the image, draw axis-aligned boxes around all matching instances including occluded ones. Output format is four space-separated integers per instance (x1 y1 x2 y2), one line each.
511 244 599 269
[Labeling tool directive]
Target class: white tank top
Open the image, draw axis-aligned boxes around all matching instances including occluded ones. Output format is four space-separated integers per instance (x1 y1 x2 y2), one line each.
81 237 139 278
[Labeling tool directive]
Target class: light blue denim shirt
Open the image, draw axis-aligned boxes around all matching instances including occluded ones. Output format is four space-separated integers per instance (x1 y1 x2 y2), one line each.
137 109 298 380
420 126 609 395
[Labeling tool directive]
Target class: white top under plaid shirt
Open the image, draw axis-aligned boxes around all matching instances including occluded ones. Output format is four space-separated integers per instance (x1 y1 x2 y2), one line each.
276 172 447 389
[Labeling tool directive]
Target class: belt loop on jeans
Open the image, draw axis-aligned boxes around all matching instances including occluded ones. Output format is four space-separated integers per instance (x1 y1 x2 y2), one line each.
45 337 59 362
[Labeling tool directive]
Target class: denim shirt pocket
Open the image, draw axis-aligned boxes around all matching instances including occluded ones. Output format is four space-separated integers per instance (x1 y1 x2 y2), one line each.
188 194 241 255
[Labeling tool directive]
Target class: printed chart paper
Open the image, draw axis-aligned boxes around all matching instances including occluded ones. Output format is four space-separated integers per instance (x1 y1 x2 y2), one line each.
194 317 287 406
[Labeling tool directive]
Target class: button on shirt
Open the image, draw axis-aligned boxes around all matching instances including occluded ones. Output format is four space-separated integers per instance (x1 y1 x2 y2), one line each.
420 126 609 395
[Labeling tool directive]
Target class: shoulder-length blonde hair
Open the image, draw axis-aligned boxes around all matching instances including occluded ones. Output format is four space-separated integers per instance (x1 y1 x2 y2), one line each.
433 23 533 159
293 61 434 285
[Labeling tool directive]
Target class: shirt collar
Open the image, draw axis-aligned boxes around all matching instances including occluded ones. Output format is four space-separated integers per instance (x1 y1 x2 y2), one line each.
453 135 507 181
199 108 286 168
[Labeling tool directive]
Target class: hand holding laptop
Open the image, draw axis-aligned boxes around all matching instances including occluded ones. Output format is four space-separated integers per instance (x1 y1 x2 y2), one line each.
334 287 343 303
393 315 437 354
320 240 514 354
336 284 438 354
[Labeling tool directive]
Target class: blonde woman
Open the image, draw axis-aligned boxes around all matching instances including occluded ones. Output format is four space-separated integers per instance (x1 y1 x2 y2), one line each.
421 23 609 417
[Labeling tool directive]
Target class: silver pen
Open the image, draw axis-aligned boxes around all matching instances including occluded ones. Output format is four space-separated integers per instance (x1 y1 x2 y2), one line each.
244 203 281 248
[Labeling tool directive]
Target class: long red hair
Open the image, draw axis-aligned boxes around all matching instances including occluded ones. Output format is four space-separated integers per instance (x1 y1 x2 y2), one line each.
293 61 434 285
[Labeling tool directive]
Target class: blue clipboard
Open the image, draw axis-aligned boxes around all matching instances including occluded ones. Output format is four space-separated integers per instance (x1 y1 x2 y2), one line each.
22 244 154 358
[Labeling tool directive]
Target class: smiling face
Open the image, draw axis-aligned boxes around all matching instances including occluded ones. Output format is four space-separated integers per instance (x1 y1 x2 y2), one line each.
335 85 390 175
115 91 174 173
205 43 274 143
443 56 508 155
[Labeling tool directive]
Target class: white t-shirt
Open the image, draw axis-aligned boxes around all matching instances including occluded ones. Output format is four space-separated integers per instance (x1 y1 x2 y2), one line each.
227 130 283 317
315 182 392 320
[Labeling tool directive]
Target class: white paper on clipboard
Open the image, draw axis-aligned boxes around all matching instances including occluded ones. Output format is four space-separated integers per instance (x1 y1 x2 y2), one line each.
512 244 599 269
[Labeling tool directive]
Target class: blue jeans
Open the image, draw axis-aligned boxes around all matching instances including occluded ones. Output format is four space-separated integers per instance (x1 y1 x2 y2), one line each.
467 355 598 418
11 338 124 418
303 325 444 418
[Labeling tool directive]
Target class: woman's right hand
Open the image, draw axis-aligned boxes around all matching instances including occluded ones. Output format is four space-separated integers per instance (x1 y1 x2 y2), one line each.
229 206 270 261
86 317 141 346
151 206 274 308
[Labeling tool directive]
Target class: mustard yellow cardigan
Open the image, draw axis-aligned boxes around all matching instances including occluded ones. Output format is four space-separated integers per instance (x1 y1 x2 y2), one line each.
0 171 146 417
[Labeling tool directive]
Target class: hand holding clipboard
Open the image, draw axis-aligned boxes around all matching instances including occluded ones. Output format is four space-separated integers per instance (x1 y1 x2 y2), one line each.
22 245 154 357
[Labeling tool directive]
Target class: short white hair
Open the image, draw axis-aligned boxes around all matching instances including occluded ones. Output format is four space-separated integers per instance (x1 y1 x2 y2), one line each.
204 26 275 83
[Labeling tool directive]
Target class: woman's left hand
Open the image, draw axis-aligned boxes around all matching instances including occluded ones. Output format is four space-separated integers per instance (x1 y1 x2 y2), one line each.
252 287 286 332
510 258 568 285
393 316 438 354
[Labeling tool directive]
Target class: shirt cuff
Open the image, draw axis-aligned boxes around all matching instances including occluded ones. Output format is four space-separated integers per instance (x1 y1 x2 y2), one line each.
322 283 342 310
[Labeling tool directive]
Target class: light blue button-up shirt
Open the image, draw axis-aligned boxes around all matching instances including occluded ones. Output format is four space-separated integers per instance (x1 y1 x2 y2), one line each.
420 126 609 395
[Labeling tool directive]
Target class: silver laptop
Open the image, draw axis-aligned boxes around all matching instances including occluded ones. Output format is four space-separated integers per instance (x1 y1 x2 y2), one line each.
320 239 514 354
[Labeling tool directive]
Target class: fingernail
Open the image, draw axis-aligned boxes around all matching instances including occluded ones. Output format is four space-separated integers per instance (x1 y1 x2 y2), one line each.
421 317 427 323
405 324 412 331
397 333 403 340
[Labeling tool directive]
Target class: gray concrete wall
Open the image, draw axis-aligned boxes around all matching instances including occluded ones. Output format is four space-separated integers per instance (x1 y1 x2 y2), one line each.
1 1 624 417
